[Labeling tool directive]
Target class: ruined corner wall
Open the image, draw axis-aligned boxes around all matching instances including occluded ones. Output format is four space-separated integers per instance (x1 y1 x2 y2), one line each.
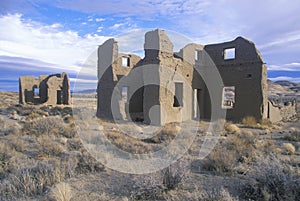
141 29 194 125
96 38 142 120
268 100 297 122
19 73 70 105
203 37 268 122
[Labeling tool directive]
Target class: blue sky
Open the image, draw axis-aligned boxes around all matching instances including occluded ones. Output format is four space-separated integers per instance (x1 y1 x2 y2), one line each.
0 0 300 91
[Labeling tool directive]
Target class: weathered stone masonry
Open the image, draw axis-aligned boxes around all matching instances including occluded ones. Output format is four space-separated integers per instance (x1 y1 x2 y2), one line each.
96 29 296 125
19 72 70 105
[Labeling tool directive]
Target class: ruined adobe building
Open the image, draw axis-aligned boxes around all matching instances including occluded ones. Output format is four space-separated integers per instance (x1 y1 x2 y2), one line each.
19 72 70 105
97 29 296 125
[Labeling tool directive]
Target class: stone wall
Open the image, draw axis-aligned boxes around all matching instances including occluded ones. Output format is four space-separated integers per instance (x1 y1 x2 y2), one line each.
19 72 70 105
96 29 281 125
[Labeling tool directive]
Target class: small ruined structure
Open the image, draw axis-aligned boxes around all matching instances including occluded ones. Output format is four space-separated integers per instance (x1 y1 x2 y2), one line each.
96 29 296 125
19 72 70 105
268 99 297 122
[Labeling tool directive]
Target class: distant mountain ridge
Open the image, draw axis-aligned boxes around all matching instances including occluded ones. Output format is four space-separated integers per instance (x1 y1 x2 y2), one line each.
268 79 300 101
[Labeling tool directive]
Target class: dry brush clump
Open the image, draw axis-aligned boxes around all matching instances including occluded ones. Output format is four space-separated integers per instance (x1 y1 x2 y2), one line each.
242 116 257 127
201 130 257 175
105 130 152 154
197 187 238 201
282 143 296 155
37 134 66 157
201 144 237 175
22 116 76 138
0 142 14 179
130 159 189 200
0 160 68 200
283 127 300 142
240 154 300 201
49 182 73 201
224 122 241 134
149 123 181 143
242 116 272 129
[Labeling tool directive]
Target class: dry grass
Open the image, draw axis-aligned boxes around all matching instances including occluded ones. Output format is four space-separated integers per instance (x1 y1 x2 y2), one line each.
50 182 73 201
242 116 257 127
241 154 300 201
201 145 237 175
37 134 66 157
201 130 258 175
0 160 67 199
0 92 300 200
283 128 300 142
282 143 296 155
242 116 274 130
0 142 14 178
150 123 181 143
105 130 152 154
224 122 241 134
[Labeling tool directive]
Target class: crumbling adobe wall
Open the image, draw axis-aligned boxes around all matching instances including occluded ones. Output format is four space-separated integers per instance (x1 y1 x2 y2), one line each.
139 29 194 125
97 29 195 125
19 72 70 105
96 38 142 120
203 37 268 122
96 29 276 125
19 75 47 104
268 101 282 122
268 100 297 122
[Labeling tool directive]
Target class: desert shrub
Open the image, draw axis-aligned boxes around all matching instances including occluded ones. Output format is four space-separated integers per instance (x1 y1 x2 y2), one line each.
50 182 73 201
162 159 188 190
198 187 238 201
25 110 49 120
75 150 105 174
283 129 300 142
202 131 257 175
22 116 75 138
260 118 272 128
131 174 165 200
105 130 152 154
6 132 26 152
282 143 296 155
67 138 83 151
150 123 181 143
0 117 5 131
254 138 278 154
227 131 256 163
240 154 300 201
23 116 65 136
0 161 67 199
131 159 189 200
242 116 257 127
14 105 35 116
224 122 241 134
201 145 237 175
0 142 13 178
37 134 66 157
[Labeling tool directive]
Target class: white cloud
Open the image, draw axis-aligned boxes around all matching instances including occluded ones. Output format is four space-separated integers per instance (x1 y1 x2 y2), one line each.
0 13 109 75
97 26 103 33
96 18 105 22
110 23 124 30
54 0 210 17
268 63 300 71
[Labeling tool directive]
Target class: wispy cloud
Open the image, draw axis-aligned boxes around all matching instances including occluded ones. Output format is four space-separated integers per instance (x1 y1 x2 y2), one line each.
97 26 103 33
0 13 109 73
95 18 105 22
268 63 300 71
110 23 124 30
